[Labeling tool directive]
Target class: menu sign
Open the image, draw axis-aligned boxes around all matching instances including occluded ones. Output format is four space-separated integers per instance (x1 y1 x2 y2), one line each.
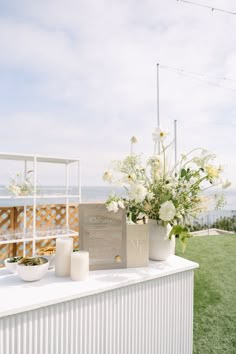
79 203 127 270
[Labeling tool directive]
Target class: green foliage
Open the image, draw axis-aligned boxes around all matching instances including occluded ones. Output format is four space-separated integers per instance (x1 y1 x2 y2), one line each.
18 257 47 266
212 215 236 232
7 256 23 263
188 215 236 232
170 224 191 252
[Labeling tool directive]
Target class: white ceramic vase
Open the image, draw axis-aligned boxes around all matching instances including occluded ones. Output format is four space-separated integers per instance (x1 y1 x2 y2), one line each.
149 220 175 261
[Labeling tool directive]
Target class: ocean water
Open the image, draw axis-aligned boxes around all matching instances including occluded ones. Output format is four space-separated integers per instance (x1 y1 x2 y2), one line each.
0 185 235 210
0 185 122 207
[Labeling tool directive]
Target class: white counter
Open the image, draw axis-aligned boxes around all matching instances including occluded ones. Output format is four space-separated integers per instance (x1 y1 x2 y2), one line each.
0 256 199 354
0 255 198 318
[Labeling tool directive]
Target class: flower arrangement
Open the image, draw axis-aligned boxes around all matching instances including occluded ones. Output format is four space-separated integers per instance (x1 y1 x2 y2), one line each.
103 128 230 249
7 171 34 196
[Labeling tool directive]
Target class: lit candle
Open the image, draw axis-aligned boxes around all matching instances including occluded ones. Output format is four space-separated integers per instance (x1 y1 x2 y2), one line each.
55 238 73 277
70 251 89 281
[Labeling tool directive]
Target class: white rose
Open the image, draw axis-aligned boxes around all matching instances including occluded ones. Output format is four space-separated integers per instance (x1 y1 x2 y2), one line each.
106 201 119 213
159 200 176 222
129 183 147 203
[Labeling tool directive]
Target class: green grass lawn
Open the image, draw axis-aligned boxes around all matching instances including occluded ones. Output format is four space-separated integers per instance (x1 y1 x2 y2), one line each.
176 235 236 354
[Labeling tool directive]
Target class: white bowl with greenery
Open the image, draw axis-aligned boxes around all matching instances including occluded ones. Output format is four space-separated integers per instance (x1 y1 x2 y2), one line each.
16 257 49 281
4 256 23 273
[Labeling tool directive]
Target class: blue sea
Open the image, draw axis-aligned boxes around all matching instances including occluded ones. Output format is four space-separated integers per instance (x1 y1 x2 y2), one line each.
0 185 235 211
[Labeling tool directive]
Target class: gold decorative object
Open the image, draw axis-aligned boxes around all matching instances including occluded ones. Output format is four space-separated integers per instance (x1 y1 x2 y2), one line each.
115 255 122 263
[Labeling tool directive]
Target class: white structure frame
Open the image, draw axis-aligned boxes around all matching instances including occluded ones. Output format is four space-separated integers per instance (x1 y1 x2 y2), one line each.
0 153 81 256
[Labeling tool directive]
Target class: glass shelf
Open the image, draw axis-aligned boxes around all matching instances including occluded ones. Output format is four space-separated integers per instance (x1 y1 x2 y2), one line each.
0 229 78 245
0 194 81 200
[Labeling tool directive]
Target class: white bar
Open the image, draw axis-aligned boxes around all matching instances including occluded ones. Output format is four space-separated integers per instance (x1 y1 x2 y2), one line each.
0 256 198 318
0 258 197 354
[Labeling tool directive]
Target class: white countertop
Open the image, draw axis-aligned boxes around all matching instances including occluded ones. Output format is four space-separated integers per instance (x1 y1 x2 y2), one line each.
0 256 198 318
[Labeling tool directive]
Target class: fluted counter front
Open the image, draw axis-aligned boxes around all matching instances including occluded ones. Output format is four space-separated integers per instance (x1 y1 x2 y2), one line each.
0 255 198 354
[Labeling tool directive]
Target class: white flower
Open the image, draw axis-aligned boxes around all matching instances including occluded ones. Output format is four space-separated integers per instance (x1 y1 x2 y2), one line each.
159 200 176 222
189 177 197 185
221 179 231 189
106 201 119 213
152 127 169 143
137 212 146 219
147 192 154 201
118 200 125 209
205 164 221 180
129 183 147 203
103 170 113 183
193 151 216 168
147 155 162 168
122 173 136 184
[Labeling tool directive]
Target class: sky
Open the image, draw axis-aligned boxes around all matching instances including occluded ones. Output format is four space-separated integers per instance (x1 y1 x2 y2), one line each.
0 0 235 187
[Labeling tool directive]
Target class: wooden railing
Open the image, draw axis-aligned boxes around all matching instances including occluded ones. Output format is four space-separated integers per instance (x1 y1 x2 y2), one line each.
0 205 79 267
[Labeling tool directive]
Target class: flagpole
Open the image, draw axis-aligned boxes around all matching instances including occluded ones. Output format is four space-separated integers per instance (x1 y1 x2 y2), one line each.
174 119 177 172
157 63 160 154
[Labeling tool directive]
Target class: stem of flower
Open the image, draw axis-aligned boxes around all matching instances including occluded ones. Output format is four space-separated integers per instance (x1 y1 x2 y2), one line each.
162 142 166 178
154 142 157 155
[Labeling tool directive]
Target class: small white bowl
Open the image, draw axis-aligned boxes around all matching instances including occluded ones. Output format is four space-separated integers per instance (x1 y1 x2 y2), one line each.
17 258 49 282
4 257 22 274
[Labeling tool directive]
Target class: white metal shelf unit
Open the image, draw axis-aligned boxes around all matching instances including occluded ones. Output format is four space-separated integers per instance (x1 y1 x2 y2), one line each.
0 153 81 256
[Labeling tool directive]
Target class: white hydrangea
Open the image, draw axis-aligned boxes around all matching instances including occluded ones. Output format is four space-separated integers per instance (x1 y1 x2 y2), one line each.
159 200 176 222
129 183 147 203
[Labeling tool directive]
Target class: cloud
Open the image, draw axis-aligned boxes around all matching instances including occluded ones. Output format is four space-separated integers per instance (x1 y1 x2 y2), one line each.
0 0 235 187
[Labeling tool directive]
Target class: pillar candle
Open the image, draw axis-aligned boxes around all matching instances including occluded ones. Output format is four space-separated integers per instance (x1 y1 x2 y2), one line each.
70 251 89 281
55 237 73 277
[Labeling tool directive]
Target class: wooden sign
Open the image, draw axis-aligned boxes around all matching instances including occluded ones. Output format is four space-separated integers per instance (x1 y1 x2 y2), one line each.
79 203 127 270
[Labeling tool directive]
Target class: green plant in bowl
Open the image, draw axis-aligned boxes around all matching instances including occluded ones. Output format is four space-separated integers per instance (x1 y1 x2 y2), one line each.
4 256 23 273
7 256 23 263
18 257 47 266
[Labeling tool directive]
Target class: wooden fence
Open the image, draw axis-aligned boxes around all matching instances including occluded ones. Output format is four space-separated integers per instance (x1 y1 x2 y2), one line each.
0 205 79 267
